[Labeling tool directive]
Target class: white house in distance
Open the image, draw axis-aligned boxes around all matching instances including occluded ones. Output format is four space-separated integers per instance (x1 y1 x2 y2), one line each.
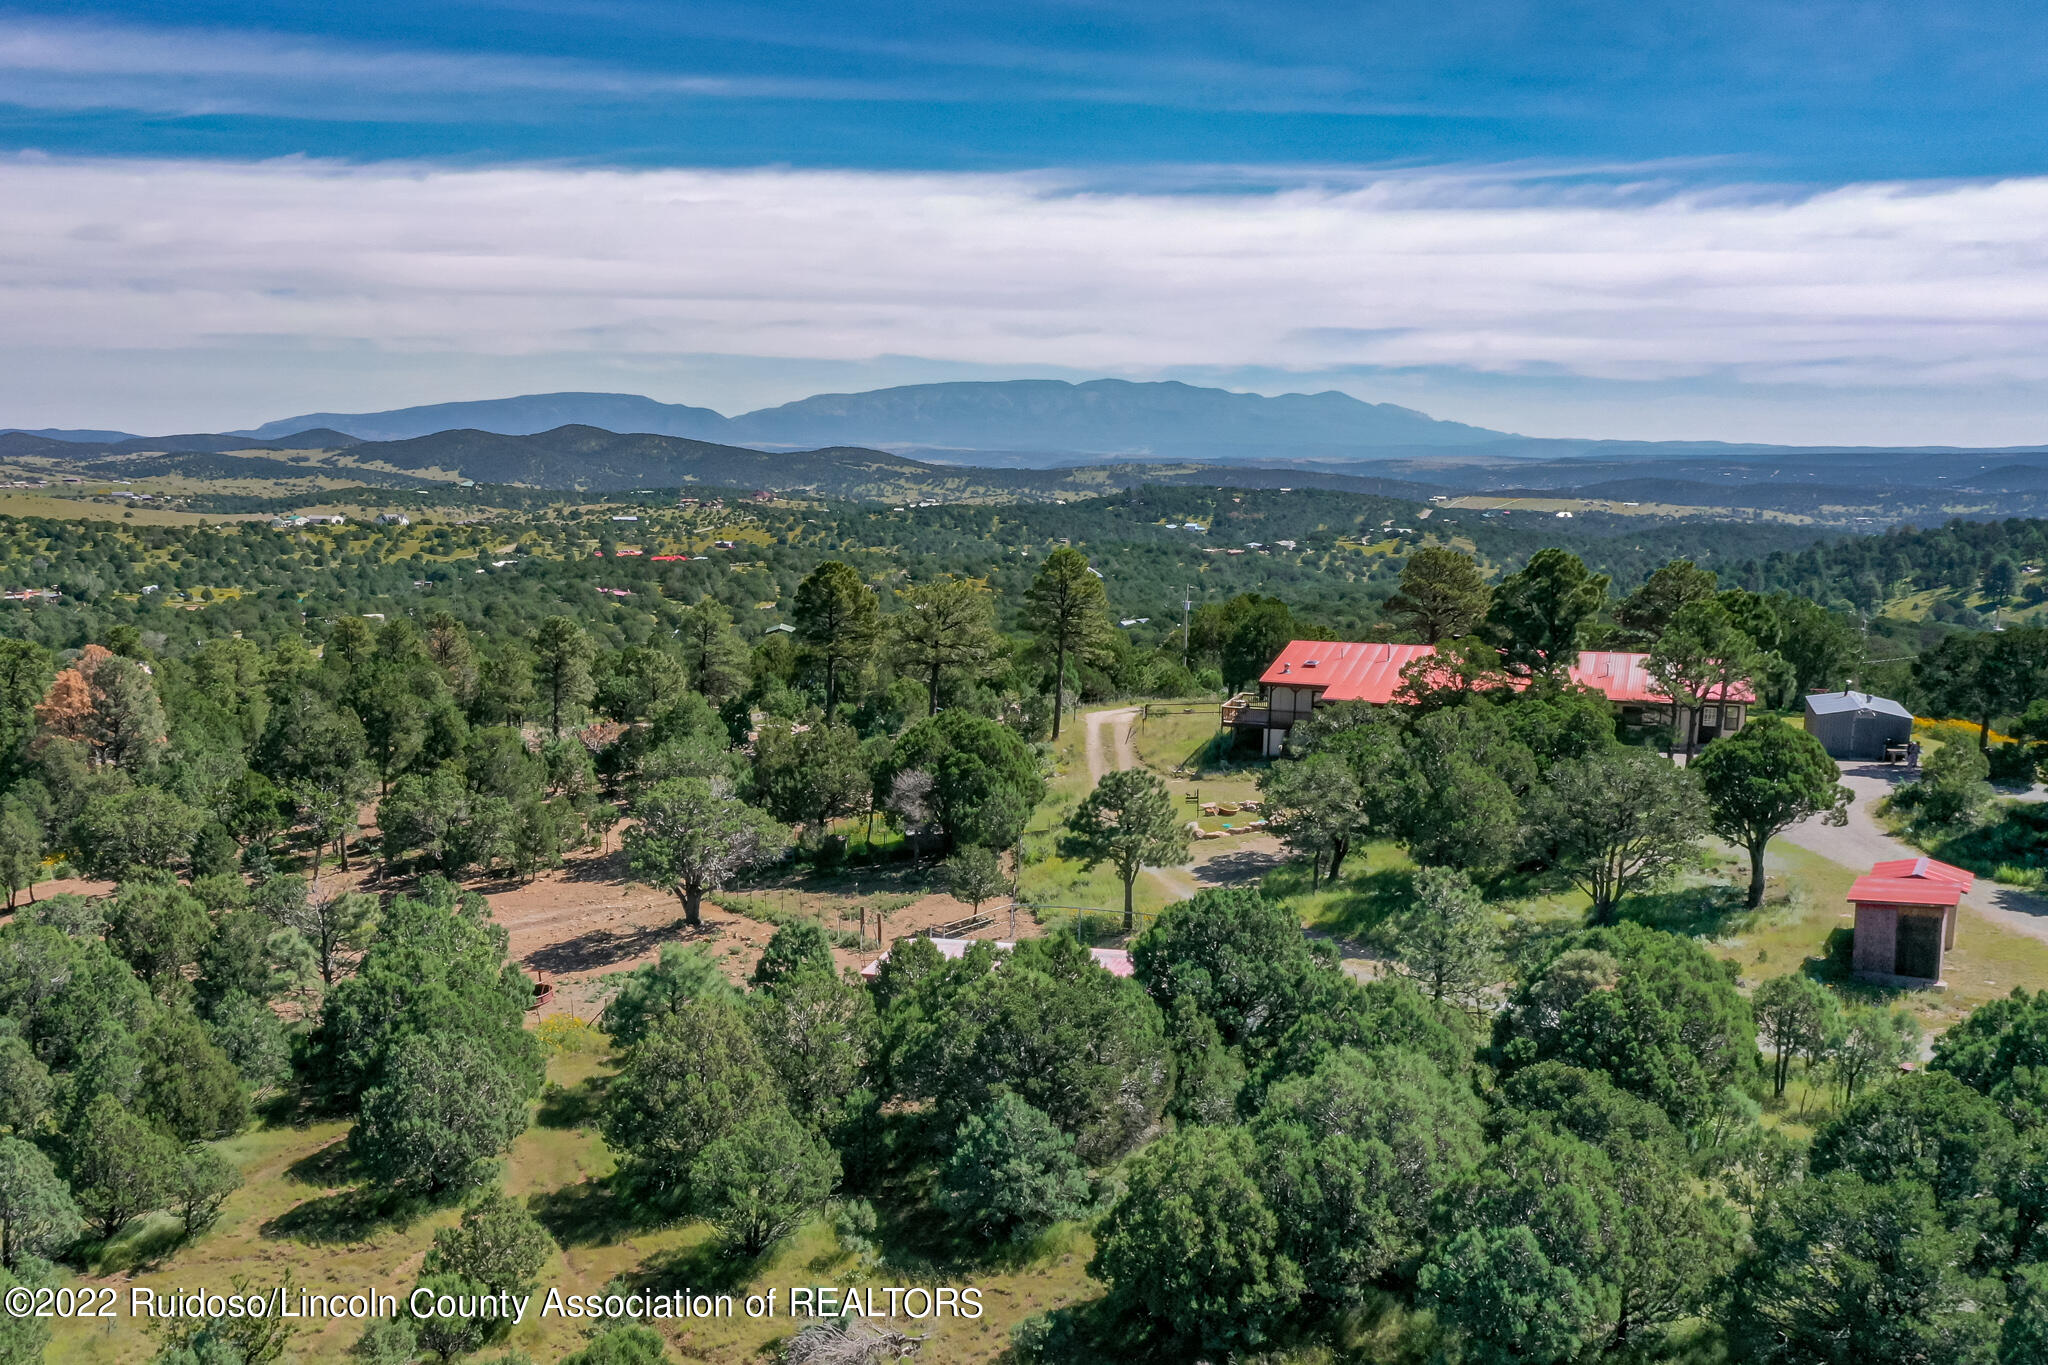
1223 640 1755 757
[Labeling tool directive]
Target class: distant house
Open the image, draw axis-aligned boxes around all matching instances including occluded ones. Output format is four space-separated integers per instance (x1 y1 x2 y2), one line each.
1849 857 1972 984
1803 690 1914 761
1224 640 1754 757
860 936 1132 981
376 513 410 526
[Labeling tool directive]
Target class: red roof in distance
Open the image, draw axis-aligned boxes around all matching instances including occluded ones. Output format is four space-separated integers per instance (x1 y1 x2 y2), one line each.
1255 640 1757 706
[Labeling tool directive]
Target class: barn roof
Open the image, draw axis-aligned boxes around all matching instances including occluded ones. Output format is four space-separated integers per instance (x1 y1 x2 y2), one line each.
1256 641 1755 706
1849 855 1975 907
1805 690 1914 719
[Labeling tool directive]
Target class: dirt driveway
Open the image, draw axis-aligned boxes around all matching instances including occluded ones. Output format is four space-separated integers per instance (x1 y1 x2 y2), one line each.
1080 705 1285 903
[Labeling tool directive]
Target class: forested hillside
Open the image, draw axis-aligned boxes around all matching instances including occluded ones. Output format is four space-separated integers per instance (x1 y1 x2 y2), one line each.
3 484 2047 1364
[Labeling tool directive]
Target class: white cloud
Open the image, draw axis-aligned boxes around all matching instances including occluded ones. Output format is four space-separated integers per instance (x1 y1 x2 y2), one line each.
4 155 2048 436
0 18 850 118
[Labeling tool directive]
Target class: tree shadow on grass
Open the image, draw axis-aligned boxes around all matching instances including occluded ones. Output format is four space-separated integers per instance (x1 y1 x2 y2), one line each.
528 1175 674 1249
282 1138 356 1188
638 1234 763 1296
262 1183 433 1245
1620 884 1759 939
1306 866 1418 943
262 1139 440 1243
535 1076 607 1130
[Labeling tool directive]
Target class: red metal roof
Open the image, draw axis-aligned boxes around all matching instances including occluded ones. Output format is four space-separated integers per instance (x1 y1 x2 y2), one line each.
1258 641 1435 703
1849 856 1974 907
1868 856 1975 888
1851 859 1974 912
1848 875 1966 908
1255 641 1757 706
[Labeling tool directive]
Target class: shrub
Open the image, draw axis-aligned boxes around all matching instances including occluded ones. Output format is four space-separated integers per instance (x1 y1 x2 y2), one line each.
1988 742 2039 788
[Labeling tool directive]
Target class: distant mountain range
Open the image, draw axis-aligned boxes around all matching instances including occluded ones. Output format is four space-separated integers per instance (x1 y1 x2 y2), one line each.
240 379 1513 458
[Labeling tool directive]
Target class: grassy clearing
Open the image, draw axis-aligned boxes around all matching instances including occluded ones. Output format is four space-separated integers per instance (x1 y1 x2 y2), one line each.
51 1046 1106 1365
0 493 251 527
1255 826 2048 1039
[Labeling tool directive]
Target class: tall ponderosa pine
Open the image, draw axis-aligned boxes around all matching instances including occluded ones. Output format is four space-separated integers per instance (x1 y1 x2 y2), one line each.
792 561 880 718
531 616 596 736
1614 559 1719 645
888 575 1006 715
676 598 751 703
1387 547 1491 644
1023 546 1112 739
1486 548 1609 677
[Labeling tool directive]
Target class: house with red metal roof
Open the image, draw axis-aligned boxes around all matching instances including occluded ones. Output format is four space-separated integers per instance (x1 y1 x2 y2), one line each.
1847 856 1973 984
1221 640 1756 756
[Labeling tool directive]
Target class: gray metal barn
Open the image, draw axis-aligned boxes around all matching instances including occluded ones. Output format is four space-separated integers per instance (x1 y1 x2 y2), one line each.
1803 690 1914 760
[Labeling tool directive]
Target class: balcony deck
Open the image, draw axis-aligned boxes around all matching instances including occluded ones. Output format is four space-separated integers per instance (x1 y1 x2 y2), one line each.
1221 694 1272 727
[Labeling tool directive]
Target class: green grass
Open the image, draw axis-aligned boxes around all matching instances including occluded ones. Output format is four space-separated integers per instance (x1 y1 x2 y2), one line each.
49 1049 1110 1365
1255 828 2048 1038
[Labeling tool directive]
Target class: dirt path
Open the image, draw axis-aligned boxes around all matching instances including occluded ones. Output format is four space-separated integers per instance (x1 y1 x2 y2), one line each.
1078 705 1283 903
1081 705 1143 785
1780 760 2048 947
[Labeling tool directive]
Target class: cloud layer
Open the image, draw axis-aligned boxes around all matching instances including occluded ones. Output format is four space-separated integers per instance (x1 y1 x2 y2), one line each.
4 156 2048 436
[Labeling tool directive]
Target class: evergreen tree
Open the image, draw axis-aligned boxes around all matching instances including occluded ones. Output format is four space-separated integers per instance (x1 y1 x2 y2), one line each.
1486 548 1608 677
0 803 40 910
1391 866 1502 1011
171 1145 242 1243
791 562 879 718
888 575 1005 715
936 1089 1090 1241
601 997 782 1199
530 616 596 736
941 844 1007 914
1693 720 1852 907
689 1106 840 1255
1387 547 1491 643
623 777 789 928
1529 748 1702 924
0 1136 81 1265
1022 546 1112 740
1753 974 1838 1099
350 1032 531 1196
67 1092 175 1241
1090 1125 1303 1357
597 942 736 1049
1059 768 1187 931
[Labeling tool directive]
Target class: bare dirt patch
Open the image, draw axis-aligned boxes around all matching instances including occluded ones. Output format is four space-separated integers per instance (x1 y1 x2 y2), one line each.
391 847 1046 1022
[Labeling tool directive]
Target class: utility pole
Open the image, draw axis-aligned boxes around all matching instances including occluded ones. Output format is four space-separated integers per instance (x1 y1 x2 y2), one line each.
1181 585 1193 672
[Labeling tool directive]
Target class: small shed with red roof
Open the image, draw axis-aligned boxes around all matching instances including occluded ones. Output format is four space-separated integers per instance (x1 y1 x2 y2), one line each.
1848 856 1974 984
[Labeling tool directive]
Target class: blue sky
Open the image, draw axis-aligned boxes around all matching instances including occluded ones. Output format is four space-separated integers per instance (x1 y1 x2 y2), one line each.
5 1 2048 441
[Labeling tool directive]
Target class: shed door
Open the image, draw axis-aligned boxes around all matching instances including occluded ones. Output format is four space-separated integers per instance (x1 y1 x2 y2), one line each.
1897 914 1942 980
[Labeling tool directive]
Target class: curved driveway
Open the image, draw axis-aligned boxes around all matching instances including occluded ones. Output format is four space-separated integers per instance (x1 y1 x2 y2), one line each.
1779 761 2048 947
